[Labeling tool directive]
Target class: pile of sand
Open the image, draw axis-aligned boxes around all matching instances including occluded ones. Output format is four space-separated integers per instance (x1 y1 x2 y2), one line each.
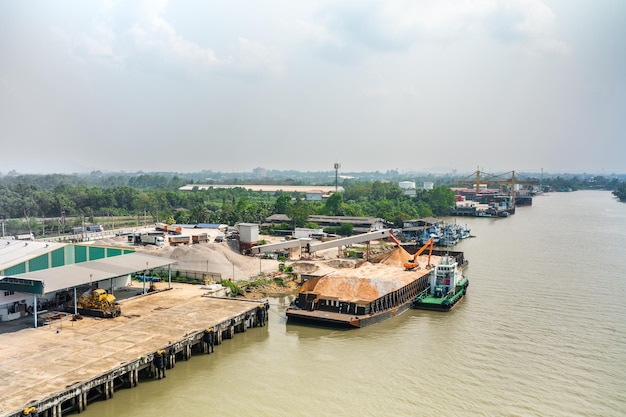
93 237 423 289
290 262 320 274
369 246 411 267
96 235 279 281
303 261 418 302
325 259 358 268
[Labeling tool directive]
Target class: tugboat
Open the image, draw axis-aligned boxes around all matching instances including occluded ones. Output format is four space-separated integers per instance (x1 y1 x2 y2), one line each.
412 255 468 311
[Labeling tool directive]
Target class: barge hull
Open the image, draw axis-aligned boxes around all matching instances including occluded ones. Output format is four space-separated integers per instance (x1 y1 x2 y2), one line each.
411 294 465 311
286 301 414 329
412 280 468 312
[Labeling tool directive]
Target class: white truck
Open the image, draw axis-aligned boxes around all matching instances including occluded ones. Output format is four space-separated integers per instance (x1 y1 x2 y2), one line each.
141 234 164 246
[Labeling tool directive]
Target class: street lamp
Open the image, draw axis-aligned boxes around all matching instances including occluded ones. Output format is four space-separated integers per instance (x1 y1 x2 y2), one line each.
143 262 149 294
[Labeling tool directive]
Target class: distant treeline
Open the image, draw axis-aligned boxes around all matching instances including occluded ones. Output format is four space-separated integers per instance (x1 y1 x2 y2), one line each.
1 171 623 236
540 175 623 192
613 183 626 202
538 175 626 202
0 173 457 237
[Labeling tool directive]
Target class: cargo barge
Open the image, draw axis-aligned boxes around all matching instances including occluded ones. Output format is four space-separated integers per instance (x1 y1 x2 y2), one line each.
286 239 467 328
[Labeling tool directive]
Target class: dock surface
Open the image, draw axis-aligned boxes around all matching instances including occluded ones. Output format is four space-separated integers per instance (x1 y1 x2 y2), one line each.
0 284 264 417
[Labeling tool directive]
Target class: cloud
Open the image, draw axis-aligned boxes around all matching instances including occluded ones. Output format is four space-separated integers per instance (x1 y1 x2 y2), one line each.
486 0 569 55
228 37 284 79
298 19 350 60
303 0 568 58
59 0 281 79
126 17 224 73
71 21 123 69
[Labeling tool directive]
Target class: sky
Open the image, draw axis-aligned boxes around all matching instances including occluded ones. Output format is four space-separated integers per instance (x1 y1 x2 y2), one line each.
1 0 624 175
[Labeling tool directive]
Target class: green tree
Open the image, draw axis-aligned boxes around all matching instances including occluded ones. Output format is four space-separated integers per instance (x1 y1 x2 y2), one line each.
337 223 354 236
274 194 292 214
426 186 456 215
613 182 626 202
190 204 209 223
286 197 310 228
324 193 343 215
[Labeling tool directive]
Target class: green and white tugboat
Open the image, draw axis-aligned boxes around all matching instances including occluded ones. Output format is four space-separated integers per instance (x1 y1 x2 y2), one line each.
412 255 468 311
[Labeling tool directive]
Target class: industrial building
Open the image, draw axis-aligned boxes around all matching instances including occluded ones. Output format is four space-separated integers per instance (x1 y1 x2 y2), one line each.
0 239 175 327
263 214 387 235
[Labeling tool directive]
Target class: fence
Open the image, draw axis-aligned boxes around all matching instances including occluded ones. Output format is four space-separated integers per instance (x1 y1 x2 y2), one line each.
151 267 222 285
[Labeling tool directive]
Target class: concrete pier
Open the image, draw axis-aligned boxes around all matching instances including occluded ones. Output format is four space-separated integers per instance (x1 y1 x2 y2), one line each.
0 284 269 417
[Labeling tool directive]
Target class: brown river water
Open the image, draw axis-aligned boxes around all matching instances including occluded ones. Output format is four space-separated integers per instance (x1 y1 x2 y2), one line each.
84 190 626 417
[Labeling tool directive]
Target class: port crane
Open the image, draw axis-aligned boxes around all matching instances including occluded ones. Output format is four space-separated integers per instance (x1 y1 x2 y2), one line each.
387 231 434 270
454 169 538 208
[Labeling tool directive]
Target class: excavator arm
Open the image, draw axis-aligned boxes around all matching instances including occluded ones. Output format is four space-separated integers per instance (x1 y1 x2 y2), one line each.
403 237 434 270
388 229 402 247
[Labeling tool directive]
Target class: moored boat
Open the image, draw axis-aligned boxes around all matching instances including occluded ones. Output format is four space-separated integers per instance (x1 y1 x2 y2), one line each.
412 255 468 311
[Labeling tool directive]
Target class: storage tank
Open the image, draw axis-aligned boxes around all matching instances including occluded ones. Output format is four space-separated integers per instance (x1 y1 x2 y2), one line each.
399 181 416 190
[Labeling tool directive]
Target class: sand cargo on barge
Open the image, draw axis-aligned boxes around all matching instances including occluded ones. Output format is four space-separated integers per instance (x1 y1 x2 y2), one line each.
286 243 467 328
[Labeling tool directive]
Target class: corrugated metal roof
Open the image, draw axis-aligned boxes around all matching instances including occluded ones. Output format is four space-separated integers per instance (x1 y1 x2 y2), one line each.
265 214 291 222
0 239 67 271
2 253 176 294
307 215 384 224
179 184 344 193
195 223 225 229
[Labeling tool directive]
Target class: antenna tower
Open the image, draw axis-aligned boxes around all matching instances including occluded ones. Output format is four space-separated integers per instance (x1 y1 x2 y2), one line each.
334 163 341 192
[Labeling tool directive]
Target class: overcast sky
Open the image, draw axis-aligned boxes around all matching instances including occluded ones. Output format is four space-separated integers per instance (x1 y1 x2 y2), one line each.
1 0 624 175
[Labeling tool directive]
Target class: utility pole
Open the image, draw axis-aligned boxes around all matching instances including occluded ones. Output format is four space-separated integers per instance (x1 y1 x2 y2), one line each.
143 262 148 295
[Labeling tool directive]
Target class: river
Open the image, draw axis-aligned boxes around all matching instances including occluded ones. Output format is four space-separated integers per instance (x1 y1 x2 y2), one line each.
85 190 626 417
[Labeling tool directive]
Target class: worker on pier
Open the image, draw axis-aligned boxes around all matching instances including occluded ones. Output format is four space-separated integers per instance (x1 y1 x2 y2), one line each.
256 303 269 327
154 350 166 379
203 328 215 353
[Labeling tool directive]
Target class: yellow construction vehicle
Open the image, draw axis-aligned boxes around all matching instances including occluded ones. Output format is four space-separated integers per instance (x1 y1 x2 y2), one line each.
75 288 121 318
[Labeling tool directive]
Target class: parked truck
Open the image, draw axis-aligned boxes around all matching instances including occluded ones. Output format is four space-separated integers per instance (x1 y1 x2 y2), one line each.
141 234 164 246
169 235 191 246
165 225 182 234
15 233 35 241
192 233 209 244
